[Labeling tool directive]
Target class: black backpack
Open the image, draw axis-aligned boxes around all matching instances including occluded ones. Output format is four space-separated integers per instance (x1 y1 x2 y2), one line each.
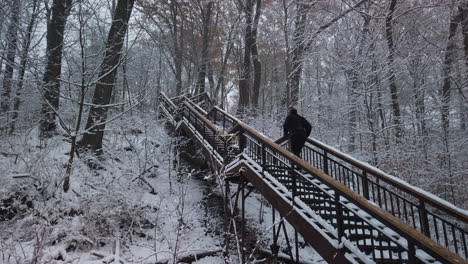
300 116 312 137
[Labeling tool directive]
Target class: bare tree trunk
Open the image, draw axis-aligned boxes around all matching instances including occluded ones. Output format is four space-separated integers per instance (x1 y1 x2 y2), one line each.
171 2 183 95
346 69 358 152
79 0 135 153
39 0 72 137
63 1 87 192
286 1 310 107
250 0 262 108
439 7 462 203
1 0 21 115
195 1 213 95
237 0 254 114
385 0 403 140
214 13 238 106
459 3 468 130
441 8 461 140
10 0 40 133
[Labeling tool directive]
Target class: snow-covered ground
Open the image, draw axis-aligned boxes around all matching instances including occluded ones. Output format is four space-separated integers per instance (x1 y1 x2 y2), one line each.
0 113 226 263
0 111 327 263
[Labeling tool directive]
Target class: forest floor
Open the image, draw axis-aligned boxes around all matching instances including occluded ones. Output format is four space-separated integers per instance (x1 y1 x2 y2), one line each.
0 112 323 264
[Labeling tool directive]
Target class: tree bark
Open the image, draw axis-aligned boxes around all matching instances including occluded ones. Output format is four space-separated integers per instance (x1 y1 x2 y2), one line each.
10 0 40 133
172 2 184 95
460 3 468 130
385 0 403 140
237 0 254 114
195 1 213 95
79 0 135 153
1 0 21 114
286 1 310 107
250 0 262 108
440 7 462 139
39 0 72 137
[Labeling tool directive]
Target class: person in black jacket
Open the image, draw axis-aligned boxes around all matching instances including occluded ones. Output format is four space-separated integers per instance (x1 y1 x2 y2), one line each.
283 107 312 157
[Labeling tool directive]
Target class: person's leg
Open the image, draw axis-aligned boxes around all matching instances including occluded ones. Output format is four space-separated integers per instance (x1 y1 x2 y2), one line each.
297 135 307 157
290 136 301 157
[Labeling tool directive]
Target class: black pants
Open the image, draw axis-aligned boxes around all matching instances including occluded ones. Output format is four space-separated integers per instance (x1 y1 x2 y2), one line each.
290 133 307 157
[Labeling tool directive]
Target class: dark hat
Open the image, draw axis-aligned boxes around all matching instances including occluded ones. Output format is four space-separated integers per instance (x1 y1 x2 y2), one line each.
288 107 297 115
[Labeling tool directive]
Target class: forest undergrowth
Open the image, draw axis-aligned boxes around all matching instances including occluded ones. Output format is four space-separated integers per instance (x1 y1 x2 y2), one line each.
0 112 223 264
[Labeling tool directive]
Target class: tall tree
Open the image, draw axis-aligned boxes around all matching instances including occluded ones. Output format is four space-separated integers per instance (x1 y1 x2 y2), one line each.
195 1 214 94
237 0 262 113
459 3 468 130
79 0 135 153
0 0 21 114
39 0 73 137
10 0 41 133
286 1 311 107
440 7 462 140
385 0 402 140
249 0 262 108
237 0 254 113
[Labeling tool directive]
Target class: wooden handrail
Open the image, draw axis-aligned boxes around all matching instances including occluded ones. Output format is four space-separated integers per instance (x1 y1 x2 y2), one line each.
160 92 177 109
183 102 218 133
189 91 210 101
183 96 208 115
275 135 468 223
230 121 464 264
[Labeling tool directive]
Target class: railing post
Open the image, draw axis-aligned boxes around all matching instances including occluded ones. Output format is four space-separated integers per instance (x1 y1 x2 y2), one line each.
239 129 246 154
407 240 416 264
223 138 228 162
261 143 266 173
362 171 370 199
335 193 344 241
418 199 430 237
323 151 329 175
291 162 297 205
223 113 226 131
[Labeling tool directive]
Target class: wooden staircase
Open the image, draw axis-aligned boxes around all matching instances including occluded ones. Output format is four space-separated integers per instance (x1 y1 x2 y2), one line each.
158 92 467 264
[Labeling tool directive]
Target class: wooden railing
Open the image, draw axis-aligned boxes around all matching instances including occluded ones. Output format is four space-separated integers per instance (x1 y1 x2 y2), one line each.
275 136 468 260
229 119 464 264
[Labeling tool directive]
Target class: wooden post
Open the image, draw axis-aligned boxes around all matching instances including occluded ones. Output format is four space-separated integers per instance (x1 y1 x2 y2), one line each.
335 193 344 241
407 240 416 264
362 171 370 199
261 143 266 173
291 162 297 205
239 129 246 153
418 199 431 237
224 179 230 258
241 173 246 264
323 151 329 175
223 112 226 130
